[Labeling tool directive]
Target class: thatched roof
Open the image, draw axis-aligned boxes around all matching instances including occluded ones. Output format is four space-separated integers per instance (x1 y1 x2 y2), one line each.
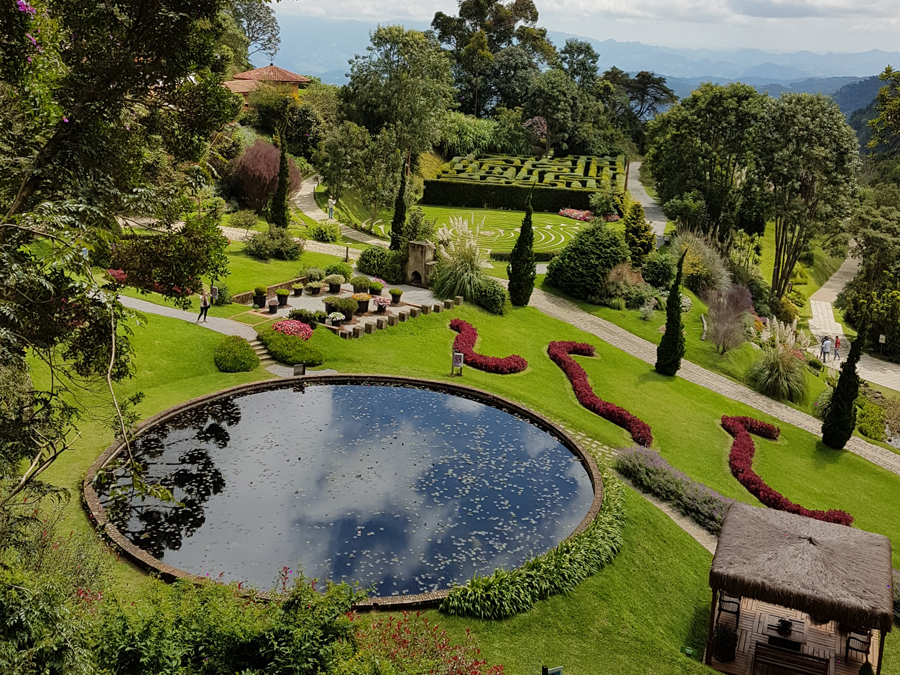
710 503 894 633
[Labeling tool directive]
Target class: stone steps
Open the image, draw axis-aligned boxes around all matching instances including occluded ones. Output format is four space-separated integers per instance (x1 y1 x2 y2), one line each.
248 338 276 367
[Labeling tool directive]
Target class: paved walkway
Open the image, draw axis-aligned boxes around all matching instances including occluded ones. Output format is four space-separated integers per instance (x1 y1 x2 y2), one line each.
627 161 666 240
524 286 900 478
293 177 389 248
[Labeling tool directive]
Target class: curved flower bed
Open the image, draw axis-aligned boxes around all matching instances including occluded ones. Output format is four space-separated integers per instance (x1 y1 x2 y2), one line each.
449 319 528 374
272 319 313 341
548 341 653 447
721 415 853 526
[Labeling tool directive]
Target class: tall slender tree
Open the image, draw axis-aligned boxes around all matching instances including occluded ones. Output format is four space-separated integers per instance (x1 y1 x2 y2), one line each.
390 168 407 250
655 252 687 376
508 189 536 305
623 201 655 267
270 132 290 228
822 329 865 449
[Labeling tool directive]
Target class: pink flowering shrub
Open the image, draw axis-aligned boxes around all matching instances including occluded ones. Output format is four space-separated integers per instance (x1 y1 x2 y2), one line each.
272 319 313 341
373 296 392 308
449 319 528 374
548 341 653 446
559 208 594 222
721 415 853 526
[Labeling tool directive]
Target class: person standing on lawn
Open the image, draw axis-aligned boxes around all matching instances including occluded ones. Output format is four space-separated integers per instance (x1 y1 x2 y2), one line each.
197 289 210 323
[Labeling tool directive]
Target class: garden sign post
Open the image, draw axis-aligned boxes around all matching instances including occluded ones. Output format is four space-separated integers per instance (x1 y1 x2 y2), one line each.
452 351 464 376
541 668 563 675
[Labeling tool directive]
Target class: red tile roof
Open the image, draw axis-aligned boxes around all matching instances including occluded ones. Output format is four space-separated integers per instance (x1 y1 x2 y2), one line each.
232 65 311 84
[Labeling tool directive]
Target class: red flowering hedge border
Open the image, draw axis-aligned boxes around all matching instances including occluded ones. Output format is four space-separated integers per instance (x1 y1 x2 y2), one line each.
721 415 853 526
449 319 528 375
548 341 653 447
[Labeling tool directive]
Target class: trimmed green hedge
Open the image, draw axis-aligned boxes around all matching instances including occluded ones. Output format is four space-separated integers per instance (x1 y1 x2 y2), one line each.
423 180 596 212
474 277 511 315
489 250 557 263
357 247 406 284
256 325 324 366
440 468 625 619
213 336 259 372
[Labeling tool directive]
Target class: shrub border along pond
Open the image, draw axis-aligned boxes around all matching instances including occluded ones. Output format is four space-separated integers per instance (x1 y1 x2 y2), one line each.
721 415 854 526
449 319 528 374
548 341 654 447
82 375 606 610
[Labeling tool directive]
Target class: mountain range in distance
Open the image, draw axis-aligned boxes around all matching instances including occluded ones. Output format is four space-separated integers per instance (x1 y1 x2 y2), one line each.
267 15 896 114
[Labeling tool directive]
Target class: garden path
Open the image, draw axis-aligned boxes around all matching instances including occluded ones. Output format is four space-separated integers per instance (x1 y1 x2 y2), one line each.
293 176 389 248
807 255 900 391
523 285 900 478
219 224 362 260
627 161 666 242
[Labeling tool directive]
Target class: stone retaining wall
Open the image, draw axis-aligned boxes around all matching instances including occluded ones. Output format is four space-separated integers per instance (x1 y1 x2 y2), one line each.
232 276 307 305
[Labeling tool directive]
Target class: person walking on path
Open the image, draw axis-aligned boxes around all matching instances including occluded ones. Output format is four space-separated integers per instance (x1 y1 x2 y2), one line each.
197 289 210 323
833 335 842 362
820 336 832 362
327 196 335 220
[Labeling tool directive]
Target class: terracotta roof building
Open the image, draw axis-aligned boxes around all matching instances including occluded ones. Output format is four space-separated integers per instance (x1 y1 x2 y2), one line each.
224 65 311 104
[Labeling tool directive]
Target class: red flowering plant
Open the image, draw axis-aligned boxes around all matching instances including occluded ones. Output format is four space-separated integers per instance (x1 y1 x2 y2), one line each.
548 341 653 446
558 208 594 222
347 611 504 675
721 415 853 526
449 319 528 374
272 319 313 341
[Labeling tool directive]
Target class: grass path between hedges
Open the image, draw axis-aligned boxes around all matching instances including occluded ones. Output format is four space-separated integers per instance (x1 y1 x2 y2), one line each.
31 304 900 675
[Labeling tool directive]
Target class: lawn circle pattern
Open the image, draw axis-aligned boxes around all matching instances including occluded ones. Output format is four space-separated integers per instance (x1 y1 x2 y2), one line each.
83 376 604 609
449 319 528 374
721 415 854 526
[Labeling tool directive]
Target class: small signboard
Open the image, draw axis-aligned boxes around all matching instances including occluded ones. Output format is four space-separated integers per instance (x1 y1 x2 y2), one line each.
880 334 886 344
541 668 563 675
451 351 464 376
211 286 218 300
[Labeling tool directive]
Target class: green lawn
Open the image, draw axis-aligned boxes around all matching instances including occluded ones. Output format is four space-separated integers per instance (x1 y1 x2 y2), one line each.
221 242 344 293
29 302 900 674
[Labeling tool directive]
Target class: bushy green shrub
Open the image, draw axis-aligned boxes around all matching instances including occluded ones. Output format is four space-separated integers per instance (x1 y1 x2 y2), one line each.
253 285 267 296
474 277 511 315
441 469 624 619
244 228 303 260
545 224 629 301
211 284 232 306
602 280 655 309
323 274 345 286
350 275 370 288
257 325 325 366
230 210 258 230
214 336 259 372
287 308 324 328
357 246 406 284
324 262 353 281
641 251 675 289
608 296 626 310
305 267 325 282
308 220 341 243
856 399 886 441
747 348 808 403
670 231 731 295
623 202 655 267
275 288 290 297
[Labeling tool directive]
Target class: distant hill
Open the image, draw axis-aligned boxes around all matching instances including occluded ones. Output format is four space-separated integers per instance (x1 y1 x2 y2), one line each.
831 76 884 114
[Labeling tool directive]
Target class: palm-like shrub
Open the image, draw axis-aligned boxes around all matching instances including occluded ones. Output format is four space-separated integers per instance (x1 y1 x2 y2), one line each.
746 320 809 403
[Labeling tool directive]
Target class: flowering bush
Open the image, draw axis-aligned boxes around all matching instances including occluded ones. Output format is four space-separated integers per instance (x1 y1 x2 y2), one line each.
721 415 853 526
449 319 527 374
615 447 733 534
548 341 653 447
559 208 594 222
351 293 371 301
272 320 313 341
328 312 345 322
342 611 504 675
373 296 392 308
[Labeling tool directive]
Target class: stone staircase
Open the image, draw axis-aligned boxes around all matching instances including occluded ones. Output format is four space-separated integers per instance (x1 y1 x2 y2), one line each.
248 337 276 368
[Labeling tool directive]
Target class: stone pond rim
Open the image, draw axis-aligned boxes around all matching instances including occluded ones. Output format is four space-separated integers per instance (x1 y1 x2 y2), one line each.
83 374 606 610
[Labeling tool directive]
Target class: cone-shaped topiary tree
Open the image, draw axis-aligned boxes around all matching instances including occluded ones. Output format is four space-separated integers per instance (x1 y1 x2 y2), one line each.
655 251 687 376
623 201 655 267
507 189 536 306
270 134 290 229
390 168 407 251
821 328 864 449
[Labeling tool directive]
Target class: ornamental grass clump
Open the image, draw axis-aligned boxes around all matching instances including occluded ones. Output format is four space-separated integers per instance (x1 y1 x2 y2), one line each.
432 215 487 303
441 468 625 620
747 318 809 403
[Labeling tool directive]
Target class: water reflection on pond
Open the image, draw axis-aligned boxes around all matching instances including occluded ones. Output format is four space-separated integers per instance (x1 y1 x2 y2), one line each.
97 384 593 597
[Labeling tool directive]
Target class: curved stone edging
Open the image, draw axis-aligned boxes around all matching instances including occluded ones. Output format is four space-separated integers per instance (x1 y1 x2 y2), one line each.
83 374 605 610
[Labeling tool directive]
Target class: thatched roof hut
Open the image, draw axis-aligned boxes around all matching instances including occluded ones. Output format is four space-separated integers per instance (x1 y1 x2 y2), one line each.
711 503 894 633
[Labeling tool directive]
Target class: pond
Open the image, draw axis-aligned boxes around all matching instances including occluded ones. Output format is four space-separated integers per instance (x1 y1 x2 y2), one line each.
96 382 594 597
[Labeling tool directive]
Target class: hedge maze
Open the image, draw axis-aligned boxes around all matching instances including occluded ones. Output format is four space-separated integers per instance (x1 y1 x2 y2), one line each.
423 154 627 212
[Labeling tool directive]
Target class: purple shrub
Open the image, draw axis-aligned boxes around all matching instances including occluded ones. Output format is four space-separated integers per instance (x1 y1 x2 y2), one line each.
615 447 733 535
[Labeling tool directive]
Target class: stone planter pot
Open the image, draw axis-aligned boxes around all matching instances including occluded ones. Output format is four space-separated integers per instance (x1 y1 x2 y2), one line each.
328 283 341 294
390 296 401 306
277 295 288 307
267 304 278 315
253 294 266 307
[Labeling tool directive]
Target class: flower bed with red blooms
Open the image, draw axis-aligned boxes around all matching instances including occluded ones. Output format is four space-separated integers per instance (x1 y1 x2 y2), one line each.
548 341 653 447
559 208 594 222
272 319 313 341
721 415 854 526
449 319 528 374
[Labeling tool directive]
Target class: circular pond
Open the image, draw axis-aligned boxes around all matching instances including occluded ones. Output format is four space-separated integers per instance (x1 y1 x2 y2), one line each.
93 380 595 598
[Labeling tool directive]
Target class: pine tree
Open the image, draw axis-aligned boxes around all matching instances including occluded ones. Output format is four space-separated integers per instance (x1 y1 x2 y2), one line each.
655 251 687 376
270 134 290 229
508 189 537 306
390 167 407 251
821 330 864 449
623 201 655 267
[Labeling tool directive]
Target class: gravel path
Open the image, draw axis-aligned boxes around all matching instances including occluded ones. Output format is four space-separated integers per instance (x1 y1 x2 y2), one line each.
627 161 666 240
292 177 389 248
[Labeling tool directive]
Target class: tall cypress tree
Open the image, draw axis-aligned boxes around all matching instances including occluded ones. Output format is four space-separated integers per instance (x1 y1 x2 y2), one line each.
655 251 687 376
822 329 864 449
270 133 290 229
390 168 407 251
508 189 536 306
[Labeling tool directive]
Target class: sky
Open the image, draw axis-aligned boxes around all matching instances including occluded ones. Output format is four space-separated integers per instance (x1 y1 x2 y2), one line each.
273 0 900 53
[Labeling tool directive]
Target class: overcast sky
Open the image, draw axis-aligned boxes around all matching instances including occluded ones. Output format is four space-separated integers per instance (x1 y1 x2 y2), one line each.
275 0 900 53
